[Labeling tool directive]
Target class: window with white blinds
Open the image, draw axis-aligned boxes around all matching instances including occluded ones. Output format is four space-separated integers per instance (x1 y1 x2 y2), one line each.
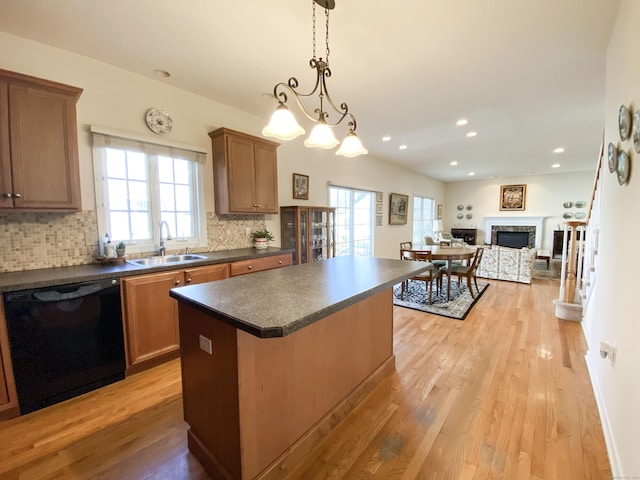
92 130 206 254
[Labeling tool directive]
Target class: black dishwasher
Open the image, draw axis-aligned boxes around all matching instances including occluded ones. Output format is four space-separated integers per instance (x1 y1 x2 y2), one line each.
3 278 125 414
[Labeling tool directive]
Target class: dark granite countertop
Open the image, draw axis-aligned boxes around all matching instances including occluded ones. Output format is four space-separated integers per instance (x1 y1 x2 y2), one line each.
169 256 430 339
0 248 292 293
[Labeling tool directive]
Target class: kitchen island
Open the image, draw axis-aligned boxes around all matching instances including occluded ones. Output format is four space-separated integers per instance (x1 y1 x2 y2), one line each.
169 256 429 480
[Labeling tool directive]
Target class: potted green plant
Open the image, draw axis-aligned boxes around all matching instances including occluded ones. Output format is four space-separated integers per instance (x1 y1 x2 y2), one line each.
250 228 274 249
115 241 126 257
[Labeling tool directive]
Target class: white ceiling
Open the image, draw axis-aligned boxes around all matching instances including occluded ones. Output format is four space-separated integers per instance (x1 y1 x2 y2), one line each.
0 0 621 182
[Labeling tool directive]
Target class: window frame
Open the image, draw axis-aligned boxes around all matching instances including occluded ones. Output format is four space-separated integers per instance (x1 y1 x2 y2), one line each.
329 185 375 257
412 195 436 246
92 132 207 255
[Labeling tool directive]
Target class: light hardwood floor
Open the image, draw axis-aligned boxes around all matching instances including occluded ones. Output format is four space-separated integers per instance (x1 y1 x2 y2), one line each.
0 277 611 479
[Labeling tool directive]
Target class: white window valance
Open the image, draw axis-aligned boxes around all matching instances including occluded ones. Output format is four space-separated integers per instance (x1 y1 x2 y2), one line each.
91 126 207 164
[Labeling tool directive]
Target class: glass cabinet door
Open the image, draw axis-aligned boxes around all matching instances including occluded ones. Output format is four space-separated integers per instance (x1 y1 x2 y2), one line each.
299 209 308 264
310 209 330 262
281 208 297 253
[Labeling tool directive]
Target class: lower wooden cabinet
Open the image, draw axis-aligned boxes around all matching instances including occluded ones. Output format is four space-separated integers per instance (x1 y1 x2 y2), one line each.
230 253 292 276
0 301 19 419
122 264 230 374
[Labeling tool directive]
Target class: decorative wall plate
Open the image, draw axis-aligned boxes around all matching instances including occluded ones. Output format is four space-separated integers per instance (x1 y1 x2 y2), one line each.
145 108 173 134
466 204 473 210
563 201 573 208
619 104 631 141
575 200 586 208
466 213 473 219
457 204 464 210
633 110 640 153
457 213 464 219
608 142 618 173
617 149 630 185
575 212 586 219
562 212 573 219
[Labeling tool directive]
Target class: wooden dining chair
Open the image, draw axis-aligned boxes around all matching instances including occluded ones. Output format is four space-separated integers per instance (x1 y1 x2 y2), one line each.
401 251 442 304
442 247 484 298
400 242 413 260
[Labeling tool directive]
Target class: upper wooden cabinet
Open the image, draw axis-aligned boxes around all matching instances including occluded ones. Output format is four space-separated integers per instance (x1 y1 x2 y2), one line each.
0 69 83 212
209 127 279 214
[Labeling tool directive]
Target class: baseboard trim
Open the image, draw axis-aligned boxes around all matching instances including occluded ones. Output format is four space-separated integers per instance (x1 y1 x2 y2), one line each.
584 352 622 477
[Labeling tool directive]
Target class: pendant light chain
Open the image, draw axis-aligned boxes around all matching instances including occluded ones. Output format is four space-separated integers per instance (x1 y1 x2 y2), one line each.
312 0 317 60
325 7 330 66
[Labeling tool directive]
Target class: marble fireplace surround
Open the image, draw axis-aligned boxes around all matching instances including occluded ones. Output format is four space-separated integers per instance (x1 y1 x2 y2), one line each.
483 217 544 249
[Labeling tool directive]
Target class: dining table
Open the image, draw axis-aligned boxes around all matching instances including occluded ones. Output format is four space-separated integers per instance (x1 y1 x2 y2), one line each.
401 245 477 301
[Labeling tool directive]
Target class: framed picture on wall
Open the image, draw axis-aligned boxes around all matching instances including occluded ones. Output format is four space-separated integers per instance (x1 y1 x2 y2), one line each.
499 184 526 211
437 204 443 219
389 193 409 225
376 203 383 214
376 215 383 226
292 173 309 200
376 191 383 203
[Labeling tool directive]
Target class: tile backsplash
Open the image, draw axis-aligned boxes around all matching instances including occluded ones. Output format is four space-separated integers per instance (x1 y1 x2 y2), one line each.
0 211 266 273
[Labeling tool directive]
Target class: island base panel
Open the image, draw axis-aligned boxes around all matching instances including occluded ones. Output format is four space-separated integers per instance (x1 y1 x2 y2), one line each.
178 289 394 480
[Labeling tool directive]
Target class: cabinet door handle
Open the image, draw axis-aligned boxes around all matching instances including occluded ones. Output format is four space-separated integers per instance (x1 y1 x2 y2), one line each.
1 193 12 198
13 193 21 198
175 280 181 286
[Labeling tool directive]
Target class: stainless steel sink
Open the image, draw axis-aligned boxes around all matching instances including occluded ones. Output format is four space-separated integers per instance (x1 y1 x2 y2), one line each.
128 254 207 267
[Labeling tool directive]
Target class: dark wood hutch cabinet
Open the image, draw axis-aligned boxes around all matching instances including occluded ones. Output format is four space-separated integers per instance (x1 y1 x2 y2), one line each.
280 206 335 264
451 228 477 245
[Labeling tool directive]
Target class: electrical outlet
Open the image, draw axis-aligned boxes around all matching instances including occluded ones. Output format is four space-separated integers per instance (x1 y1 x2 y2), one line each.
245 227 251 235
199 335 212 355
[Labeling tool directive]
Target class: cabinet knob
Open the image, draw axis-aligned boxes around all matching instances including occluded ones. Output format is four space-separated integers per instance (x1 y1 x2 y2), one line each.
175 280 181 286
13 193 21 198
1 193 11 198
186 278 192 283
247 265 253 270
278 260 282 264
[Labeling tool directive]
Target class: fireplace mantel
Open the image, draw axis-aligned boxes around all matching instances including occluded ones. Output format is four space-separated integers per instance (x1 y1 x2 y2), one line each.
483 216 545 249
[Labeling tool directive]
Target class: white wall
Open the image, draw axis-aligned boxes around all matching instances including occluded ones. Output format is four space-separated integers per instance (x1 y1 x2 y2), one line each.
0 31 444 261
445 172 594 251
582 1 640 476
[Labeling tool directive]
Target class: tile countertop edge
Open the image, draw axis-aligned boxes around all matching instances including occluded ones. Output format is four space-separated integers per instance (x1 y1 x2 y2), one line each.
0 248 294 293
169 256 431 339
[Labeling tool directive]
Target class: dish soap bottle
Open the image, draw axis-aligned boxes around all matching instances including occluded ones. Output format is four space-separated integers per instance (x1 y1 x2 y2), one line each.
104 234 116 258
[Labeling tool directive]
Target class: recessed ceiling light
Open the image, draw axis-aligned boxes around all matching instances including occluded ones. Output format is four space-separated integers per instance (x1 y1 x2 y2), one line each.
450 161 458 166
466 131 477 138
399 145 407 150
552 163 561 168
382 136 391 142
456 119 468 126
153 69 171 78
468 172 475 176
553 147 565 153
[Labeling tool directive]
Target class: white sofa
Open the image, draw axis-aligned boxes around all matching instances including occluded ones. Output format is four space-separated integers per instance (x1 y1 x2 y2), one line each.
476 246 536 284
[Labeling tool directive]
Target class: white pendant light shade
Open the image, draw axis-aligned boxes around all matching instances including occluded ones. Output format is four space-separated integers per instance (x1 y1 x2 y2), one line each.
262 104 305 141
304 122 339 149
336 131 368 157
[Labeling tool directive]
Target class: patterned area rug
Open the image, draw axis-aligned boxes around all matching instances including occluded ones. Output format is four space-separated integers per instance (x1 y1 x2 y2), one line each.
532 258 562 280
393 278 489 320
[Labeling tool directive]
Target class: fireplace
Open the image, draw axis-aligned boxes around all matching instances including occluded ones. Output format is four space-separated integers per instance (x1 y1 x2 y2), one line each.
483 216 544 249
496 231 530 248
491 225 536 248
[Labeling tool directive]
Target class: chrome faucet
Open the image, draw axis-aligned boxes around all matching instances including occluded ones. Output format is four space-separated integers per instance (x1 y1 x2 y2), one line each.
159 221 172 256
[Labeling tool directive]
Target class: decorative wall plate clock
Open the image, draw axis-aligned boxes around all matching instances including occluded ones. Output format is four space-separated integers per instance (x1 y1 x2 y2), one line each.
145 108 173 134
